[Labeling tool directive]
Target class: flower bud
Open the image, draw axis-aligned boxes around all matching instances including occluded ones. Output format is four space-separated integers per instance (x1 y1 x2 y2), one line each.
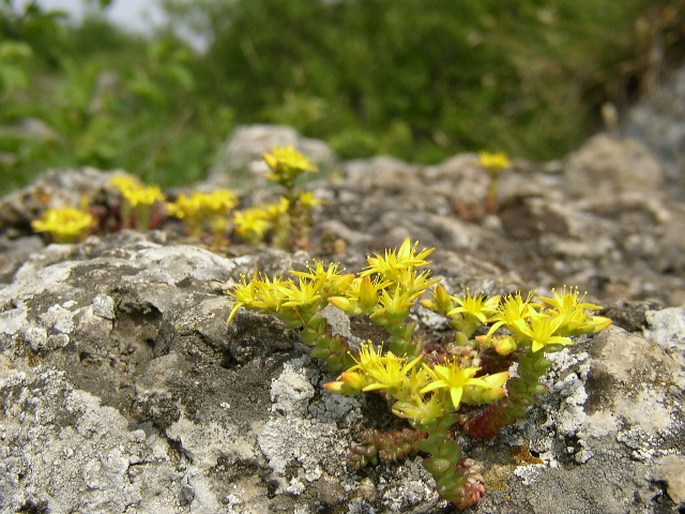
328 296 361 316
494 336 517 355
324 372 366 395
359 276 379 310
340 371 367 390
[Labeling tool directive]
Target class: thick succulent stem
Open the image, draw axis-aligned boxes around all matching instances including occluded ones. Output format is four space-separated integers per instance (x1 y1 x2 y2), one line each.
386 322 419 358
468 350 551 439
301 313 355 371
288 193 312 251
418 415 486 509
347 428 427 470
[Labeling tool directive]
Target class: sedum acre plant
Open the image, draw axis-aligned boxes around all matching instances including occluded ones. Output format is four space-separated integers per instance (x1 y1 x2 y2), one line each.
478 150 512 215
259 146 323 250
227 239 611 509
31 205 94 243
110 174 165 230
32 146 320 250
166 189 239 241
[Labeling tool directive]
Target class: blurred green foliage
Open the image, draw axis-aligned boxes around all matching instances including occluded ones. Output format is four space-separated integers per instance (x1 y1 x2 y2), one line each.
1 0 684 195
1 1 232 194
177 0 684 162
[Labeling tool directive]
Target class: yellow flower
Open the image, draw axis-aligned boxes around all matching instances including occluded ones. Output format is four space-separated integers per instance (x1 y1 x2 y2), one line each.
233 208 272 241
370 285 420 325
276 278 323 309
348 342 423 393
362 239 434 280
447 290 501 324
168 190 238 220
202 189 239 212
420 362 485 410
110 174 143 194
32 206 94 243
478 151 511 173
329 276 380 315
263 198 290 219
167 189 238 237
226 273 290 323
121 185 165 208
486 291 538 337
111 175 164 207
290 261 354 297
392 394 446 427
511 314 573 353
263 146 318 187
462 370 509 404
264 146 317 173
538 287 612 335
297 191 324 208
110 176 164 229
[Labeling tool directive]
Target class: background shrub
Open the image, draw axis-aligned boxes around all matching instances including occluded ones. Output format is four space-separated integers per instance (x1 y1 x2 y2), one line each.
1 0 684 194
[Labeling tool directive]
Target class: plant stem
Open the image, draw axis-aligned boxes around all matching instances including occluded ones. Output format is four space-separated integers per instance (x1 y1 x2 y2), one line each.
467 349 551 439
418 415 486 509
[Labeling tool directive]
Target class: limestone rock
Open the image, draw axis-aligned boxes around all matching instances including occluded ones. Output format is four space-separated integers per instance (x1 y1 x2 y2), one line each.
2 124 685 512
0 167 115 232
623 66 685 190
563 134 664 199
208 124 336 190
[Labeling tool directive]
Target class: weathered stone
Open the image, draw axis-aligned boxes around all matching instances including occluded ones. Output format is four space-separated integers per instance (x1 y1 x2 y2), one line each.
623 66 685 192
0 167 116 233
2 123 685 512
208 124 336 189
563 134 664 198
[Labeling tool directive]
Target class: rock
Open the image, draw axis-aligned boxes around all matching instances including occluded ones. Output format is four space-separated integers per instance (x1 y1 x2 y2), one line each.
0 227 683 513
644 306 685 353
655 455 685 506
472 325 685 513
563 133 664 199
207 124 336 190
0 117 58 143
623 66 685 193
2 121 685 512
0 167 116 233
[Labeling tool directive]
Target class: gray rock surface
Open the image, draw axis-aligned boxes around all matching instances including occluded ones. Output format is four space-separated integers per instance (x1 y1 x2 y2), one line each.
208 124 336 190
623 66 685 195
563 133 664 199
2 124 685 512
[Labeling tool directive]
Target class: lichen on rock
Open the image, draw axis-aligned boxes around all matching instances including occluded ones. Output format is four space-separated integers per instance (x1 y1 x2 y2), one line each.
2 115 685 511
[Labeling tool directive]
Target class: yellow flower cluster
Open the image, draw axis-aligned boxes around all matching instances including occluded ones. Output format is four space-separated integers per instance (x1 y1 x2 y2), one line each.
477 151 511 173
111 175 164 208
167 190 238 219
167 189 238 237
263 145 318 188
419 286 612 355
325 341 509 427
228 238 613 435
227 261 353 326
32 146 321 247
227 239 438 335
233 198 289 244
31 206 94 243
329 239 440 327
110 174 165 230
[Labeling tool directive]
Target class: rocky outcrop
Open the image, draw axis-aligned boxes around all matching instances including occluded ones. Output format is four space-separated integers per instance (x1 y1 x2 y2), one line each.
207 124 337 191
1 127 684 512
623 66 685 195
